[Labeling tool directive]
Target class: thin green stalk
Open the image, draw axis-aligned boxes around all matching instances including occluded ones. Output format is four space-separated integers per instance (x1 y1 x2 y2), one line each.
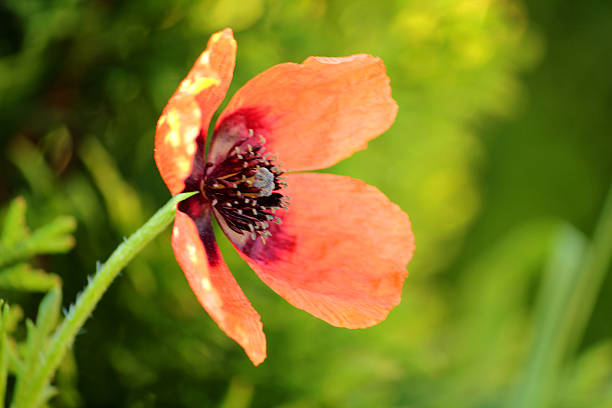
561 183 612 358
513 183 612 408
10 192 194 408
0 303 9 408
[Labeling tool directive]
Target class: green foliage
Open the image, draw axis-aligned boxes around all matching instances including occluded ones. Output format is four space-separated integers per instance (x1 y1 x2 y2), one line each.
0 196 72 295
0 302 10 407
0 197 75 275
12 288 63 407
0 197 77 407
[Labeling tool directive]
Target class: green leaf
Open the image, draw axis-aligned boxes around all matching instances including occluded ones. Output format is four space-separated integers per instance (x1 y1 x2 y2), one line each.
511 183 612 408
1 197 28 248
79 136 144 234
219 377 254 408
25 216 77 255
456 220 558 363
0 264 60 292
511 224 587 408
14 287 61 408
22 320 37 372
7 341 23 377
12 287 63 408
0 216 76 267
3 304 23 334
8 138 54 196
0 303 10 408
35 287 62 341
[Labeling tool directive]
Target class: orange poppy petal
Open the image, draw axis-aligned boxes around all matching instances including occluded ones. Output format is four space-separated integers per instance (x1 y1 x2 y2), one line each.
214 54 397 172
155 28 237 195
172 200 266 365
220 173 414 328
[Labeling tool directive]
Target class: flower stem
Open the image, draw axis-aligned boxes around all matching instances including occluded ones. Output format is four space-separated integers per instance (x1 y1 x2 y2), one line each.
11 192 195 408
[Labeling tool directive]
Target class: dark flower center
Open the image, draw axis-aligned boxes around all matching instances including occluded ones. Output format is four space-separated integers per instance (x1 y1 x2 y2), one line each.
202 130 288 243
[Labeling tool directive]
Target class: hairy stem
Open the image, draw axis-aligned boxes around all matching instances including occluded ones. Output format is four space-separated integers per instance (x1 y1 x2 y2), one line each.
11 192 194 408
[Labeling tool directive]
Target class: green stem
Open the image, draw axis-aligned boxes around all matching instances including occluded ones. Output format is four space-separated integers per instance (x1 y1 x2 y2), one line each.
11 192 194 408
513 183 612 408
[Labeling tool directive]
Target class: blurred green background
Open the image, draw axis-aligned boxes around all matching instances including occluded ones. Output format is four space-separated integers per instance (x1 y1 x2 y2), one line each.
1 0 611 407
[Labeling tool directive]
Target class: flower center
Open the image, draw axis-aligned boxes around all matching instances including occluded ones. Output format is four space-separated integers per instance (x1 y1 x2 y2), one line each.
202 131 288 243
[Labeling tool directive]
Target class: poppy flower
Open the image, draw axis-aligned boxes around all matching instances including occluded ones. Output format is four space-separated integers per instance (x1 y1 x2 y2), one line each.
154 28 415 365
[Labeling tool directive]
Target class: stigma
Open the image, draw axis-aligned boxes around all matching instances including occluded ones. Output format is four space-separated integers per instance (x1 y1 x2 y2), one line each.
202 130 289 243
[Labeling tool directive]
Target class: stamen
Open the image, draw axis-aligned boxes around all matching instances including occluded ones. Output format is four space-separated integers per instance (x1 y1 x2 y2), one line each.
202 128 289 243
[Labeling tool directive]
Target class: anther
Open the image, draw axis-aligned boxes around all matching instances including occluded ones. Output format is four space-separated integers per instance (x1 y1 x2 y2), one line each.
201 128 290 243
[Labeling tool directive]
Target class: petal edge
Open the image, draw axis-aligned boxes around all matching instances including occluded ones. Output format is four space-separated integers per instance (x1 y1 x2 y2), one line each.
216 54 398 172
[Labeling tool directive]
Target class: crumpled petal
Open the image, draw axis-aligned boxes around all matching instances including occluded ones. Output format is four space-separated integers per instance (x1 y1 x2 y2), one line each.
219 173 414 328
172 197 266 365
214 54 397 172
155 28 236 195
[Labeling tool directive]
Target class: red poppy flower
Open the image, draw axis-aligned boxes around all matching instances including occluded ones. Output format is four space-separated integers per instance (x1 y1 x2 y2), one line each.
154 28 415 365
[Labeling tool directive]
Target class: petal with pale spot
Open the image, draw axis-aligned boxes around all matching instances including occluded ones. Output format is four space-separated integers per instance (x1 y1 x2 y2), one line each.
172 197 266 365
155 28 237 194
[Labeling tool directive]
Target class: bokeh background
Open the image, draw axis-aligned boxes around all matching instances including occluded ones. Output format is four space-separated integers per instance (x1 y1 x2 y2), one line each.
1 0 611 407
